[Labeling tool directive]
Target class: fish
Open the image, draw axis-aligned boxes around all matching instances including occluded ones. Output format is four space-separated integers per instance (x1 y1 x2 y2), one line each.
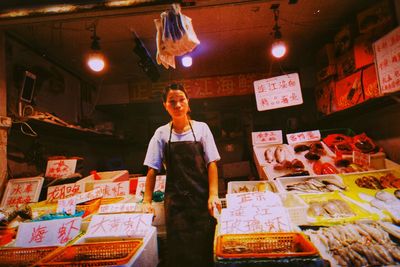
264 147 275 163
274 145 286 163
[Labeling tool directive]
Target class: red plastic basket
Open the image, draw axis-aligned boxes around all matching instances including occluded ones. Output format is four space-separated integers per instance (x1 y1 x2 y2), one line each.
216 232 318 259
36 240 143 266
0 246 60 267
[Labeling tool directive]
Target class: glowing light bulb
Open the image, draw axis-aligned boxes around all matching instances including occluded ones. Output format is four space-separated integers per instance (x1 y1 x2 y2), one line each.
182 56 192 67
271 40 287 59
87 53 105 72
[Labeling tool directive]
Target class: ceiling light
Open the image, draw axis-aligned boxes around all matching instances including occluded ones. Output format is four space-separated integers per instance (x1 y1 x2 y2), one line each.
270 4 287 59
182 56 192 67
86 23 106 72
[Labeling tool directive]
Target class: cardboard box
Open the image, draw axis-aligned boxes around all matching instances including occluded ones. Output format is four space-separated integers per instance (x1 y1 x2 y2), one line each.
336 50 356 79
362 64 380 100
315 79 334 115
317 65 336 82
334 24 356 57
357 0 395 34
354 34 375 69
334 70 364 111
316 44 335 69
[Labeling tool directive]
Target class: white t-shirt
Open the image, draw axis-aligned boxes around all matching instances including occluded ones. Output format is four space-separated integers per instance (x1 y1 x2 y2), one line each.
144 120 221 172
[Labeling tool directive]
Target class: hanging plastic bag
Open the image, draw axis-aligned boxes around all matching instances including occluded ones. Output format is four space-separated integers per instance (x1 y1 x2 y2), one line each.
154 3 200 69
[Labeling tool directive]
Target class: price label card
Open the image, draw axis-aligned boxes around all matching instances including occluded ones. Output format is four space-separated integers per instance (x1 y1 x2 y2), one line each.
353 151 371 167
93 181 130 198
254 73 303 111
251 130 282 145
86 213 153 239
219 206 291 234
47 183 82 202
135 175 166 200
75 187 103 204
226 191 283 209
99 203 139 214
16 217 81 247
286 130 321 145
45 159 77 178
57 196 76 215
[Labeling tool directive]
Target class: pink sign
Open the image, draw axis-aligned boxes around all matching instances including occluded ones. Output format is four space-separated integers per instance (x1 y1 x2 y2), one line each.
251 130 282 145
99 203 139 214
373 26 400 94
253 73 303 111
286 130 321 145
57 197 76 215
135 175 166 200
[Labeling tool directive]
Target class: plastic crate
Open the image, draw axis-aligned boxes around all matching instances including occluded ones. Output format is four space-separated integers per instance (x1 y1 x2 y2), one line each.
216 232 318 259
278 193 309 225
0 246 60 267
36 240 142 266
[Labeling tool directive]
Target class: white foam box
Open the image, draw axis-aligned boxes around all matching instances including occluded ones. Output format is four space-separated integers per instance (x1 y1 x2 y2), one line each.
274 174 345 194
289 141 335 175
254 144 311 180
77 170 129 191
227 180 276 194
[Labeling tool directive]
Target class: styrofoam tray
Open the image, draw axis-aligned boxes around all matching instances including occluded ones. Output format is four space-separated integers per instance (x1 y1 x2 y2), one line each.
274 174 346 194
289 141 336 175
227 180 276 194
254 144 311 180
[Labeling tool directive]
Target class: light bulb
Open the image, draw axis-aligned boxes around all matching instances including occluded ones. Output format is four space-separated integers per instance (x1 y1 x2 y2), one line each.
87 52 105 72
271 40 287 58
182 56 192 67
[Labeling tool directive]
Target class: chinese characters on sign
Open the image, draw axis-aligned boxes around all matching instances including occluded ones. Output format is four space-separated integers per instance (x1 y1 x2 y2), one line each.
75 187 103 204
1 177 44 208
47 183 82 202
220 192 290 235
85 213 153 239
93 181 130 198
251 130 283 146
128 73 265 102
99 203 139 214
57 197 76 215
286 130 321 145
253 73 303 111
373 26 400 94
135 175 166 200
16 217 82 247
45 159 77 178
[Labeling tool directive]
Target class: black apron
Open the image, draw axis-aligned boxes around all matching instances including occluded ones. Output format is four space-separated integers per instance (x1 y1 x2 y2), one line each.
164 122 216 267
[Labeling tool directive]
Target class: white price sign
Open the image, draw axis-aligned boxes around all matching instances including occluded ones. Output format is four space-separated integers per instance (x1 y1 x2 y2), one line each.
251 130 282 145
253 73 303 111
286 130 321 145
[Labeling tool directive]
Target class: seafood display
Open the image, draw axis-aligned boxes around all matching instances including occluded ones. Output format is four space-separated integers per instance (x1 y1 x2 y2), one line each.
264 145 287 163
355 173 400 189
285 178 346 194
229 182 275 194
323 133 381 155
293 142 326 161
307 223 400 266
307 199 355 218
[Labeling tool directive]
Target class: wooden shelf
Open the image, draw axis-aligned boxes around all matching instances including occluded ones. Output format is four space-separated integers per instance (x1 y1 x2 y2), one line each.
13 117 123 142
317 91 400 125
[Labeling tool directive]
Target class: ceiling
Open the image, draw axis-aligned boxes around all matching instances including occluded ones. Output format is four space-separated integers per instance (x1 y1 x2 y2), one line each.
1 0 381 85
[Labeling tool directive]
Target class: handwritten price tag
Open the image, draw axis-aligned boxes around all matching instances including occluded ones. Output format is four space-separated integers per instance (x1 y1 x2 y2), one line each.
286 130 321 145
57 197 76 215
251 130 282 145
254 73 303 111
353 151 371 167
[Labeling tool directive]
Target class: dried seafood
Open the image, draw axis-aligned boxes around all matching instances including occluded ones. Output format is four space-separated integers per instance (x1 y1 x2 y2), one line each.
307 222 400 266
355 173 400 189
307 199 354 218
285 178 345 193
